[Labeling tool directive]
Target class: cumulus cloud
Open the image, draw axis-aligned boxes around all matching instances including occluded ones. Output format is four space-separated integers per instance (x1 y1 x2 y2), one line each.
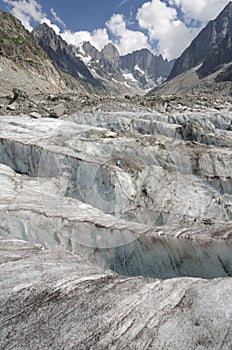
106 13 151 55
61 28 110 51
3 0 44 31
2 0 65 35
61 13 151 55
168 0 229 23
136 0 201 59
91 28 110 50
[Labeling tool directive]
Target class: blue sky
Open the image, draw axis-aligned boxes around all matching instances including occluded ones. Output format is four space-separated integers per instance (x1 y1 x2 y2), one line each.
0 0 230 59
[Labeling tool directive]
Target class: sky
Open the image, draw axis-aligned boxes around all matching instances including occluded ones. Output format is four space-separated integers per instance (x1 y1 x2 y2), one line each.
0 0 230 60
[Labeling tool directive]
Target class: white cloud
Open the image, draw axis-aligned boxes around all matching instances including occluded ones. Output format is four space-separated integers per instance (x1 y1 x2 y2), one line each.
3 0 44 31
136 0 201 59
168 0 229 23
91 29 110 50
118 0 131 7
51 8 66 28
61 13 151 55
3 0 65 35
61 28 110 51
106 13 151 55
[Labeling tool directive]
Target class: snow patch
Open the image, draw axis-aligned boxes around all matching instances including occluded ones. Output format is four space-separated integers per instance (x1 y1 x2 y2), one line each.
123 73 137 82
76 53 92 65
134 65 145 75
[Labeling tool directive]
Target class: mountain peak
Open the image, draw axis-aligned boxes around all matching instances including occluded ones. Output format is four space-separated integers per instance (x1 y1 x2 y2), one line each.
120 49 175 89
32 23 102 88
80 41 100 60
220 0 232 13
168 1 232 80
101 43 119 57
101 43 120 67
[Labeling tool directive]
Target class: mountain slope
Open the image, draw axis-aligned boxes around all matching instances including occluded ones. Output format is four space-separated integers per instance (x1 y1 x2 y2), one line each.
168 1 232 80
33 26 138 96
149 2 232 97
0 10 70 95
32 23 104 92
198 29 232 78
78 42 174 91
32 22 175 95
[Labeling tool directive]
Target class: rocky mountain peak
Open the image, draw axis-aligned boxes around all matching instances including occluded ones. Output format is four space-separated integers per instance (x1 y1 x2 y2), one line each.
31 20 175 93
32 23 102 90
101 43 120 67
168 1 232 80
81 41 100 60
32 23 66 52
120 49 175 89
32 22 52 36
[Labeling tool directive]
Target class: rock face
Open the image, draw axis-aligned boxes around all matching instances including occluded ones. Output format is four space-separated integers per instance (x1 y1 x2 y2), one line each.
99 43 124 82
168 1 232 81
77 41 126 85
83 43 174 91
0 10 66 94
33 26 137 96
41 29 174 93
198 30 232 78
120 49 175 89
32 23 103 91
155 2 232 97
82 41 100 61
101 43 121 68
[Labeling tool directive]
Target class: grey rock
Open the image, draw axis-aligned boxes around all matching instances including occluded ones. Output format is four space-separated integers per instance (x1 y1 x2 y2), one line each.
82 41 100 61
198 30 232 79
50 103 65 117
30 111 41 119
32 24 137 96
79 42 175 92
152 2 232 97
6 103 16 110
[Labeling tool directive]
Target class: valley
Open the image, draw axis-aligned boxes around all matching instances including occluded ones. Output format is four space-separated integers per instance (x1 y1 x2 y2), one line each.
0 2 232 349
